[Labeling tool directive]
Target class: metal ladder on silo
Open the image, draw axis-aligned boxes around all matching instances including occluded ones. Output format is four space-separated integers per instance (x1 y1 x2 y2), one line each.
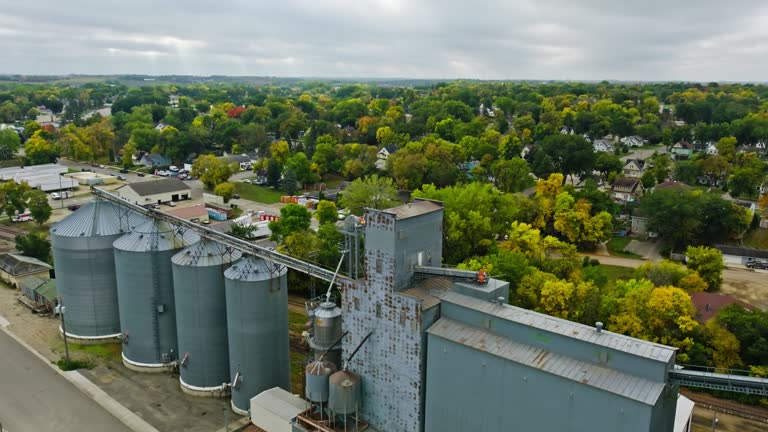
150 229 162 361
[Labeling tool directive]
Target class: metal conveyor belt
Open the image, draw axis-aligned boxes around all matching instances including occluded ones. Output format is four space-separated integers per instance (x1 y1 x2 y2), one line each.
670 368 768 396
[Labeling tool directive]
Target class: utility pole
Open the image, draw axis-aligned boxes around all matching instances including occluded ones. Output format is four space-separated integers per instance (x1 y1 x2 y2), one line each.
58 173 64 209
711 410 718 431
58 297 69 362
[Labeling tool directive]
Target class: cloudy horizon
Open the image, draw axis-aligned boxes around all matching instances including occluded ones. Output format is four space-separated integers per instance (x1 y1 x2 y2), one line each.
2 1 767 82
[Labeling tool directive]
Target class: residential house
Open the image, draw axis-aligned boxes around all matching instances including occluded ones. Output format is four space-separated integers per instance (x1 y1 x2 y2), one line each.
139 153 171 167
620 135 647 147
0 253 52 288
622 159 646 178
116 178 191 205
593 139 614 153
154 122 168 131
166 204 210 223
705 142 718 155
560 126 574 135
520 144 534 159
671 141 693 160
376 145 398 170
611 177 644 202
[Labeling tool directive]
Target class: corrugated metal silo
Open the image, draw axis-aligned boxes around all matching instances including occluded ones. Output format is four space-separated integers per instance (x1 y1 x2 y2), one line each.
172 239 242 396
50 200 145 342
310 302 343 368
224 256 289 414
114 219 200 371
329 370 362 416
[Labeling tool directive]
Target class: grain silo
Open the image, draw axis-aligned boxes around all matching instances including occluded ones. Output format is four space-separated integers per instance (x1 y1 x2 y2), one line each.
51 200 144 343
172 239 242 396
113 219 200 371
224 256 289 414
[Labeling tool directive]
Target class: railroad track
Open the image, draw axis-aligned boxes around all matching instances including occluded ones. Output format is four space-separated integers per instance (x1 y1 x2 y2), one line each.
681 389 768 423
0 225 26 240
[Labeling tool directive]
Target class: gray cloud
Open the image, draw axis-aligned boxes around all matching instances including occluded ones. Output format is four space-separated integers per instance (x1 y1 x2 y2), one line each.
1 0 767 81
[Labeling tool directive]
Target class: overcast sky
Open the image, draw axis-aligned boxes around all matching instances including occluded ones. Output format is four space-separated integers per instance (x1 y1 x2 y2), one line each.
2 1 767 81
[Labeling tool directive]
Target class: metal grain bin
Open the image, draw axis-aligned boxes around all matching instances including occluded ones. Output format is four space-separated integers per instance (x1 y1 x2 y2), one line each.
114 220 199 371
50 200 145 341
224 256 289 414
172 239 241 396
305 360 337 403
310 301 343 367
328 370 362 415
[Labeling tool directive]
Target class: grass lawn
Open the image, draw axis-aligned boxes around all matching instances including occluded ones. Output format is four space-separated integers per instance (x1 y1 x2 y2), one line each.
743 228 768 249
606 236 641 258
53 342 122 369
234 183 283 204
600 264 636 283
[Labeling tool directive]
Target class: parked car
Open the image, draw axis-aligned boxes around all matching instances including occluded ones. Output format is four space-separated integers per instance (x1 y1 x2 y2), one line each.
116 175 126 181
166 201 176 207
81 168 92 172
51 191 71 200
746 260 768 270
137 172 145 177
98 164 105 169
67 204 81 211
11 213 31 222
169 165 179 172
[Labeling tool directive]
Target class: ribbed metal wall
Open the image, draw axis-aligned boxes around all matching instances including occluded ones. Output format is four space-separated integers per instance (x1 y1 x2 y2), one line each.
172 239 242 392
224 256 289 412
50 200 145 338
114 220 200 367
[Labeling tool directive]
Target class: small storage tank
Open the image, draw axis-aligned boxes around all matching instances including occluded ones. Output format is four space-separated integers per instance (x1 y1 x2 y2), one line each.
305 360 337 403
51 200 144 342
224 256 289 414
310 302 343 368
172 239 242 396
114 220 199 371
328 370 362 415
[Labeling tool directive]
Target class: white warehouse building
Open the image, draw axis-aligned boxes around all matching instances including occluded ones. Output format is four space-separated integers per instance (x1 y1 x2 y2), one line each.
115 178 191 205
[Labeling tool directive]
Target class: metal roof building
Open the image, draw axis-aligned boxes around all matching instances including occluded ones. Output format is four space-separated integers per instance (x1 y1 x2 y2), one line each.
116 178 191 205
424 292 678 432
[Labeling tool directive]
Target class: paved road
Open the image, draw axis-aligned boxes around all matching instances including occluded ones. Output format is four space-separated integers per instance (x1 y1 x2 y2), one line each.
0 330 130 432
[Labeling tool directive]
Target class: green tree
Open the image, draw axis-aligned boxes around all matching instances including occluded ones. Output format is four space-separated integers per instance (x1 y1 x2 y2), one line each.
27 189 52 225
281 168 299 195
284 152 318 186
534 134 595 183
685 246 724 291
266 158 282 187
0 129 21 160
191 154 235 189
15 232 51 263
213 182 235 203
121 141 136 169
315 200 338 225
269 203 312 242
491 158 533 193
594 153 623 178
339 175 397 215
0 181 32 218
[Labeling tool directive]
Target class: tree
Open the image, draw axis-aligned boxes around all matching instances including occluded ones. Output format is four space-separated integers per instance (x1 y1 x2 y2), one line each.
281 168 299 195
213 182 235 203
716 136 737 162
0 129 21 160
27 189 52 225
15 232 51 263
266 158 282 187
24 134 59 165
0 181 32 218
339 175 397 215
315 200 338 225
634 260 704 290
594 153 623 178
269 204 312 242
534 134 595 183
609 280 698 361
491 158 533 193
121 141 136 169
685 246 724 291
717 305 768 366
191 154 234 189
552 193 613 248
270 140 290 166
284 152 318 186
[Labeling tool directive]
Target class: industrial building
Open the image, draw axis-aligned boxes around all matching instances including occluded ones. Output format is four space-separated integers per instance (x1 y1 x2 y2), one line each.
115 178 190 205
51 189 768 432
0 253 52 288
0 163 78 191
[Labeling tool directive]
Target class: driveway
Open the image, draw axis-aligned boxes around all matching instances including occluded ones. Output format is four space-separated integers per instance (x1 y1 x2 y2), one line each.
624 239 663 261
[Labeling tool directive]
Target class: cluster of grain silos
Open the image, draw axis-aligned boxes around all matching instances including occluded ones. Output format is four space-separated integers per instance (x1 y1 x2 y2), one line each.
51 197 295 414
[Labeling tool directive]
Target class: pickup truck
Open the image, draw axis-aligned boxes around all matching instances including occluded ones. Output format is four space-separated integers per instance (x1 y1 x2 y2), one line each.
746 260 768 270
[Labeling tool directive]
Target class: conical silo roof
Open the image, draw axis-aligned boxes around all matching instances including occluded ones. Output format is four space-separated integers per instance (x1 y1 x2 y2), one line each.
224 256 286 282
50 200 145 238
113 219 200 252
171 238 242 267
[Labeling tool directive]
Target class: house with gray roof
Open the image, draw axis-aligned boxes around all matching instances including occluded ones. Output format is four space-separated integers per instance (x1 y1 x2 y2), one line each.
0 253 52 288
